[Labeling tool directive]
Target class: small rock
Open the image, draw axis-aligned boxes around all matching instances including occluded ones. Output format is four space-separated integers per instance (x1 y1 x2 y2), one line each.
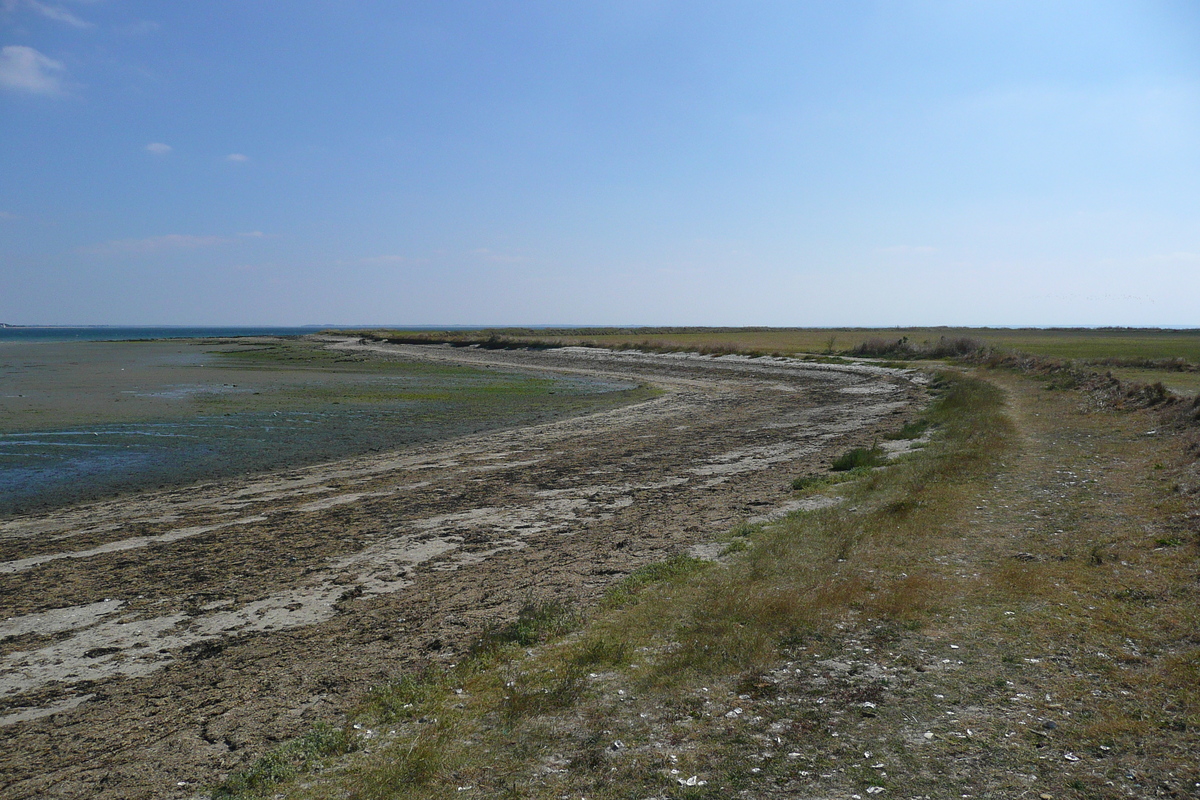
923 732 934 740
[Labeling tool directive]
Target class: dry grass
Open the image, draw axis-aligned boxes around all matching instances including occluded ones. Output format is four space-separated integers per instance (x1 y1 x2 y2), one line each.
341 326 1200 364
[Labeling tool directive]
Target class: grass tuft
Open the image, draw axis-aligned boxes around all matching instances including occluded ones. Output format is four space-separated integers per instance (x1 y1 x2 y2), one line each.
830 445 887 471
884 418 930 440
570 635 631 668
468 599 581 658
359 671 447 723
601 554 710 608
210 723 357 799
347 726 453 800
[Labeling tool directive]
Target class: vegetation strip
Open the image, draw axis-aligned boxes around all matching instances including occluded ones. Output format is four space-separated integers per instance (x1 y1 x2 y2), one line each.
335 326 1200 399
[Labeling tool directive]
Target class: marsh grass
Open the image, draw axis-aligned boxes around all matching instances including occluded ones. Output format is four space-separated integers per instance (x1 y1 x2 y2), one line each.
348 328 1200 379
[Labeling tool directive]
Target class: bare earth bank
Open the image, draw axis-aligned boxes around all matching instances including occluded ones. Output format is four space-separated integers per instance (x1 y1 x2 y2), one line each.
0 342 924 800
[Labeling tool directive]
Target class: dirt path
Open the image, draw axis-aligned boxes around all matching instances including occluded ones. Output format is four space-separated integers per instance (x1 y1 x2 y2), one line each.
693 368 1200 797
0 343 923 800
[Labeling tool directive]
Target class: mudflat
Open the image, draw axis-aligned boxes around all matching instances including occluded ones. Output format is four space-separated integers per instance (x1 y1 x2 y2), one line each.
0 340 923 799
0 338 646 515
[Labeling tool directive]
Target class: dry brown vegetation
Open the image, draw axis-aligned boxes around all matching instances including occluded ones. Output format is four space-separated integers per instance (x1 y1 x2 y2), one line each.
213 357 1200 799
340 326 1200 366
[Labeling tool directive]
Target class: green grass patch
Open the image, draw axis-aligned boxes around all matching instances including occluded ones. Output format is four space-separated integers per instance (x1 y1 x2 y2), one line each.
210 723 357 799
570 635 632 668
358 670 452 723
469 599 581 658
791 467 871 491
601 554 711 609
830 445 887 471
884 418 930 440
720 537 749 556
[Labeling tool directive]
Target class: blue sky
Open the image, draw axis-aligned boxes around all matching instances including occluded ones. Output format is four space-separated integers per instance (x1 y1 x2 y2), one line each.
3 1 1199 326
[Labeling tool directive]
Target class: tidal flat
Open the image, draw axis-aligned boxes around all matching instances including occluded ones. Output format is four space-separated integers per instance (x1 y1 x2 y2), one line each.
0 337 649 515
0 341 919 799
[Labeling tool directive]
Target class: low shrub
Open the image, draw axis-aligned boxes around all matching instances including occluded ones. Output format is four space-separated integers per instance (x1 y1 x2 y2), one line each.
851 336 985 360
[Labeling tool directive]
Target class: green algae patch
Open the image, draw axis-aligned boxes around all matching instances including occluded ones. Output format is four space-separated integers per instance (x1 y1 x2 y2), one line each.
0 337 656 515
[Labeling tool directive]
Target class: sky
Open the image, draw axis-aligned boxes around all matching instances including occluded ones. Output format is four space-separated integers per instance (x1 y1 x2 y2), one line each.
3 1 1200 327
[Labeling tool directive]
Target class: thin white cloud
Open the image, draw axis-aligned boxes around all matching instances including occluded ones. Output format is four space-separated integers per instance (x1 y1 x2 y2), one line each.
876 245 938 255
237 230 265 238
0 210 18 220
145 142 172 155
225 153 249 163
471 247 529 264
26 0 90 27
80 234 231 256
1144 251 1200 263
115 20 160 36
0 45 66 95
361 254 409 265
